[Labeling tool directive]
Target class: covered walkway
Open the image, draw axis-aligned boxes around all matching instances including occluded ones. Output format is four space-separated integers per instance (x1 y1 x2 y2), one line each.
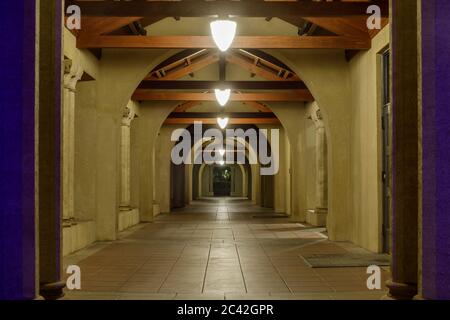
64 199 389 300
2 0 449 302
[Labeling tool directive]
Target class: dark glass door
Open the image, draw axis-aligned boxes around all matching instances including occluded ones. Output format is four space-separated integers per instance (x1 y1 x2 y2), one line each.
381 50 391 253
213 166 231 196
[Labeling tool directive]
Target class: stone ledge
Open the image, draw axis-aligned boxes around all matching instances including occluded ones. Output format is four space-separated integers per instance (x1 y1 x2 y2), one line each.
63 220 96 256
118 208 140 232
306 209 327 227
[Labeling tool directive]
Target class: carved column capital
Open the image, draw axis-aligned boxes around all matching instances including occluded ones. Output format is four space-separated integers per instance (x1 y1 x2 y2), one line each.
63 59 83 92
122 107 136 126
310 109 325 129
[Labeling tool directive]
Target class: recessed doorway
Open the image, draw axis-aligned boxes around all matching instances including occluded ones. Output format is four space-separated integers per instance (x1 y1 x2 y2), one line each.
213 166 232 196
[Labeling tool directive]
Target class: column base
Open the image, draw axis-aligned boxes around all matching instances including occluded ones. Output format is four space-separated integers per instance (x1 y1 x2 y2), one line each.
119 205 131 211
385 280 417 300
306 208 328 227
118 208 140 232
40 281 66 300
153 203 160 217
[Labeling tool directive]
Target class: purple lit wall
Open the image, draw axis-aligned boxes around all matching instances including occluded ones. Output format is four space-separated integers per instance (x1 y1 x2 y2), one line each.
421 0 450 299
0 1 37 300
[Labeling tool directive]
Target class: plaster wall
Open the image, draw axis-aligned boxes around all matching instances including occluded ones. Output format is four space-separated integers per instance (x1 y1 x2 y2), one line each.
349 27 389 252
201 165 214 197
269 50 352 241
258 124 289 213
269 29 389 250
74 81 97 222
185 164 193 205
251 164 261 205
63 30 101 253
63 29 99 79
275 127 289 213
305 103 318 211
155 125 180 214
133 102 177 221
94 49 176 234
231 165 244 197
284 133 292 215
269 103 308 220
130 112 141 209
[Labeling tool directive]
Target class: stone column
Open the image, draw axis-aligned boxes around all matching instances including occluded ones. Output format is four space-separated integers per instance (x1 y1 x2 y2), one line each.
307 109 328 226
230 165 236 196
120 107 134 211
38 0 65 300
209 166 214 196
386 0 419 300
62 61 83 225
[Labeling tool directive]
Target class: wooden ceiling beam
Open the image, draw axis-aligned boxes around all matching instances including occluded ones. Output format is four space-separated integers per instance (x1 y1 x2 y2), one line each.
302 17 369 37
132 90 314 102
78 17 142 36
164 118 280 125
77 35 371 50
66 1 389 18
173 101 203 113
172 100 272 113
145 51 219 80
138 80 307 90
226 52 300 81
168 112 277 119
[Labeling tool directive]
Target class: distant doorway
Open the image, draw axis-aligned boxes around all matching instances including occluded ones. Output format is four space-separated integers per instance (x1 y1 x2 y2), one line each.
213 166 232 196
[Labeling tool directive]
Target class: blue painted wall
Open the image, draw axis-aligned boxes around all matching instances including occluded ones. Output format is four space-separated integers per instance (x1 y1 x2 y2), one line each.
0 1 37 300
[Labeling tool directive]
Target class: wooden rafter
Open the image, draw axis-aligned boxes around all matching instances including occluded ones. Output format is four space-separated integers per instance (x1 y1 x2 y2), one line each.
138 80 307 90
132 90 314 102
226 50 300 81
65 1 389 18
145 50 219 80
171 99 272 114
173 101 203 113
164 118 280 125
77 35 371 50
302 17 369 37
79 17 142 36
168 112 277 119
144 48 301 82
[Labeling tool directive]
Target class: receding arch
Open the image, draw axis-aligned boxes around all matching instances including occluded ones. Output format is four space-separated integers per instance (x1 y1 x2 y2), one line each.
266 49 353 241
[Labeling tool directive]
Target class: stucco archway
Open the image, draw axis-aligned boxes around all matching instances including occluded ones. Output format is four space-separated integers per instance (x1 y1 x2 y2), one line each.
266 50 352 242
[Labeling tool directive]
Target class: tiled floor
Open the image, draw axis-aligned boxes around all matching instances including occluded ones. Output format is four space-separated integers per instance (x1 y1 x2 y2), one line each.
63 198 390 300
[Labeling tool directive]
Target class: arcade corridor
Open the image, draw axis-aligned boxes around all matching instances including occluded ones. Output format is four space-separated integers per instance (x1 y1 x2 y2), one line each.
1 0 450 302
63 199 389 300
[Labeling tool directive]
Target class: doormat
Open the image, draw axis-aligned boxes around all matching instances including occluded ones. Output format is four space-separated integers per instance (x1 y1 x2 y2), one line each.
300 253 390 268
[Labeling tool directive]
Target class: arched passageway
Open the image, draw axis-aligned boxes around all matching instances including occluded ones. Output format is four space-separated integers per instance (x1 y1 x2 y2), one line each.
6 0 450 302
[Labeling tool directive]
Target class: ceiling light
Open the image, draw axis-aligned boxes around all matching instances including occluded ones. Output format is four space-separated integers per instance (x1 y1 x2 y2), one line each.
210 20 237 52
217 117 229 129
214 89 231 107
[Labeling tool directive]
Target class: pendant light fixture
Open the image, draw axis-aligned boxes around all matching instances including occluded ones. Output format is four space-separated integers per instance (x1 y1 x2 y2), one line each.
217 117 229 130
210 20 237 52
214 89 231 107
219 149 226 157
